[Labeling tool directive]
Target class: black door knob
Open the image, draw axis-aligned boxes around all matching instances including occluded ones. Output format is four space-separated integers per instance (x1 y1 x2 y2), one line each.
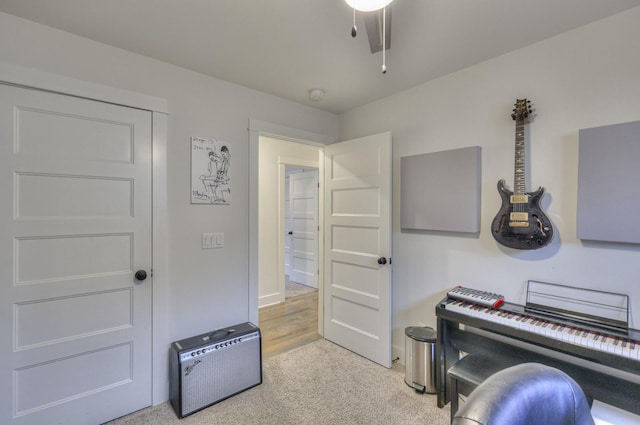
135 270 147 281
377 257 387 265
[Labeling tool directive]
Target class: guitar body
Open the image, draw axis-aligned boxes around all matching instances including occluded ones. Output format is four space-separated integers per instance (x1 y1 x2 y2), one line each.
491 179 553 249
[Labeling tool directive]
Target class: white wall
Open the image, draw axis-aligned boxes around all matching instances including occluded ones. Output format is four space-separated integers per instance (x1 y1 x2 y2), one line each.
258 136 321 307
0 10 338 403
339 6 640 362
3 2 640 377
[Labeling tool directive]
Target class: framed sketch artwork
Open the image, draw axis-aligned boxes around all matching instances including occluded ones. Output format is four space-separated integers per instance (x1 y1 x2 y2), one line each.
191 136 231 205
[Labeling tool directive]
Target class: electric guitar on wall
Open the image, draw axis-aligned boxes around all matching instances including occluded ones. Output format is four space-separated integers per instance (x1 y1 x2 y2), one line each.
491 99 553 249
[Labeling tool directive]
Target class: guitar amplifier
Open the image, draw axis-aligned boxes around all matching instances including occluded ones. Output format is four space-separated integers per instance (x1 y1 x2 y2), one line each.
169 322 262 418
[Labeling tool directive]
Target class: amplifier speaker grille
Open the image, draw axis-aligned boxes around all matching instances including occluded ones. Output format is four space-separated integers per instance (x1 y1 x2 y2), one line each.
169 323 262 418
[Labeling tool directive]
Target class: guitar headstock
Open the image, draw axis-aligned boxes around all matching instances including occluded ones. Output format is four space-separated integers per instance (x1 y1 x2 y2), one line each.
511 98 532 122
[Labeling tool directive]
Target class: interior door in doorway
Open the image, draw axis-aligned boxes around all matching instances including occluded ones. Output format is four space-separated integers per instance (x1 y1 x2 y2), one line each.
289 170 319 289
0 84 153 425
284 173 292 277
323 132 392 368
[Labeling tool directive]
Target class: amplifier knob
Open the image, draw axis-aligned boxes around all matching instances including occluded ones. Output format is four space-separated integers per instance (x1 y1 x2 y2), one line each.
191 352 195 357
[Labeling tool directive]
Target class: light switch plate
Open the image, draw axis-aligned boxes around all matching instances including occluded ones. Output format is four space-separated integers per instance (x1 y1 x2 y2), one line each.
202 233 224 249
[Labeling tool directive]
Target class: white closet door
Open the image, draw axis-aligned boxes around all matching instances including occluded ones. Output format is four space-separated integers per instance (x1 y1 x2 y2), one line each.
0 83 153 425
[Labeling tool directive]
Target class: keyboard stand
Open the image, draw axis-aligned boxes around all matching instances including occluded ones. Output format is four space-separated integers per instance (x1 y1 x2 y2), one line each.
447 353 520 422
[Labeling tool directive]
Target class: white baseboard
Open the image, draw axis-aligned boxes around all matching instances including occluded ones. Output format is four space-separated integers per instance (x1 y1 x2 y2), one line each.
258 292 283 308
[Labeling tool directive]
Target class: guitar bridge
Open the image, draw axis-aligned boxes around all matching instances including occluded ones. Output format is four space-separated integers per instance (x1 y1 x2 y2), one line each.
509 221 530 227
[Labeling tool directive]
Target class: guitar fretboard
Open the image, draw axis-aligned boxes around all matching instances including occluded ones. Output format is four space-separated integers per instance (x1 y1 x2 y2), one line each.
514 120 526 195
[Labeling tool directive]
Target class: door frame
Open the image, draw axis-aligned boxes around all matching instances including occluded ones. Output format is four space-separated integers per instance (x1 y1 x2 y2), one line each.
0 61 170 405
249 119 335 336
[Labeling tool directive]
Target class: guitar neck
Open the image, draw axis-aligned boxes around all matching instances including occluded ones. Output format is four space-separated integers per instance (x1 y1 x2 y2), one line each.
513 119 526 195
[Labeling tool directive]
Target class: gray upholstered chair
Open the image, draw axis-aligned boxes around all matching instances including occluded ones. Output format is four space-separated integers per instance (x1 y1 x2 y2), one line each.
451 363 595 425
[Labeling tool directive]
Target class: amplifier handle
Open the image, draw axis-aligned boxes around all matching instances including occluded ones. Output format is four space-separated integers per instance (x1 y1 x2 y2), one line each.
205 329 233 341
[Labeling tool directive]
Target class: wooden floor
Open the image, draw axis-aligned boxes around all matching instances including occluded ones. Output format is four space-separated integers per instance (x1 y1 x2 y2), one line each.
259 290 322 358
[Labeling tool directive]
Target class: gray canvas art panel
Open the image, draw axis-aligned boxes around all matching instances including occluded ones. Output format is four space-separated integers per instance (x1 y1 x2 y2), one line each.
400 146 481 233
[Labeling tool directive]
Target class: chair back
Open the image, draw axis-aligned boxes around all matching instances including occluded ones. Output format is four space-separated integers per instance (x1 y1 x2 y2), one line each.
452 363 595 425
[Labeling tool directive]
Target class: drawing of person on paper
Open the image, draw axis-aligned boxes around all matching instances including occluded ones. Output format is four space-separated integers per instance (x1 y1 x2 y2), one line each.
192 136 231 205
205 145 230 204
215 146 230 184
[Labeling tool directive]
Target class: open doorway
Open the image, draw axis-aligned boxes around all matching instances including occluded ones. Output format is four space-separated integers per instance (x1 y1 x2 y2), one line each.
250 124 393 367
256 135 324 357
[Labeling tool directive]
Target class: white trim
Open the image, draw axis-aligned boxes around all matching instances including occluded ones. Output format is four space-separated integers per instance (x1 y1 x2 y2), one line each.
0 60 168 113
0 63 170 406
248 119 332 334
249 118 335 145
151 112 170 405
249 128 260 324
258 292 283 309
277 159 321 311
279 157 320 169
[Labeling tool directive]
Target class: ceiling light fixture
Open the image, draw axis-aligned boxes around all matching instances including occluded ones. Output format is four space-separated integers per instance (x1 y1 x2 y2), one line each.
345 0 394 74
308 88 325 101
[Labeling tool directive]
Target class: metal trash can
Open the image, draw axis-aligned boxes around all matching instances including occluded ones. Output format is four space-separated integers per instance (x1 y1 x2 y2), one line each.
404 326 437 394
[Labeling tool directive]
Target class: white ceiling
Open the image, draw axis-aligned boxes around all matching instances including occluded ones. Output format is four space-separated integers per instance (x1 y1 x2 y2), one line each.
1 0 639 114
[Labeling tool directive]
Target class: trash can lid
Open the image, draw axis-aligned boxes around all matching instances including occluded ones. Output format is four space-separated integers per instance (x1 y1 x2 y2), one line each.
405 326 437 342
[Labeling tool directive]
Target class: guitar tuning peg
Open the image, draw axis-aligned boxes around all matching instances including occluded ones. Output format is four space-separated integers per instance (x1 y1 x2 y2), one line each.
529 109 532 113
527 100 531 103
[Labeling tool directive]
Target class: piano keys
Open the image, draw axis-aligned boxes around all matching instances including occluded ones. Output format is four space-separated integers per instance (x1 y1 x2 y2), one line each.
436 296 640 416
445 299 640 361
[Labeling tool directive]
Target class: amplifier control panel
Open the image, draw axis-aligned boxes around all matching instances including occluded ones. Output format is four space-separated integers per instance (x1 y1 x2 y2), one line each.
178 331 260 361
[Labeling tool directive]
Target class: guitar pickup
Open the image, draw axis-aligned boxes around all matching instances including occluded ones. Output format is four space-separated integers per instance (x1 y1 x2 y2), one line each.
510 212 529 221
510 195 529 203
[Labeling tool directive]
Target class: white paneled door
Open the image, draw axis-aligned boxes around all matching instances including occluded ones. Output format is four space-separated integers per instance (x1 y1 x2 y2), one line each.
0 84 153 424
289 170 319 288
284 175 292 276
324 132 392 368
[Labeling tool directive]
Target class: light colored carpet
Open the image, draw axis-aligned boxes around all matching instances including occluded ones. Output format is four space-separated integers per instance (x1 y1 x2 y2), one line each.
285 278 317 299
105 339 450 425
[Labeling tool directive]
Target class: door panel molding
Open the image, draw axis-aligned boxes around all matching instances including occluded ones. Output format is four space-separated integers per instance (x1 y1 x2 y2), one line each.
0 81 168 423
324 132 392 368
